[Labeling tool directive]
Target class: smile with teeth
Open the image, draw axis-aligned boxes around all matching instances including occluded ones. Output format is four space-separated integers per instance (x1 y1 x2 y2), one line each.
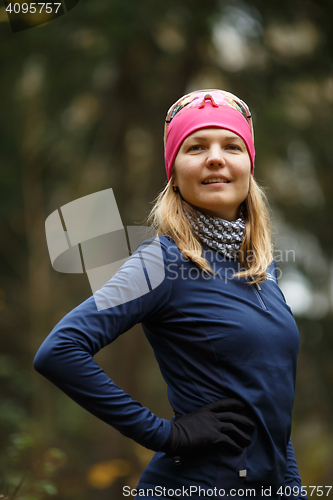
202 178 230 184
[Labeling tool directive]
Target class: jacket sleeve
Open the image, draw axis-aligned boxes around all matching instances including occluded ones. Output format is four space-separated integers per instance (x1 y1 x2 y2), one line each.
33 238 172 451
282 438 307 499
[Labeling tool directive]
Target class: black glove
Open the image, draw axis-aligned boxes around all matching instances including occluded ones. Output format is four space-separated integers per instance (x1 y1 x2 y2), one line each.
161 398 255 456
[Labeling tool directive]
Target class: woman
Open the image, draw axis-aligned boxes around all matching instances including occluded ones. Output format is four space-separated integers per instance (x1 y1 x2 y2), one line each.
34 89 306 499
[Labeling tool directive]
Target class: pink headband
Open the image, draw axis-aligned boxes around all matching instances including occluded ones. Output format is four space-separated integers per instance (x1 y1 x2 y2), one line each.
164 99 255 180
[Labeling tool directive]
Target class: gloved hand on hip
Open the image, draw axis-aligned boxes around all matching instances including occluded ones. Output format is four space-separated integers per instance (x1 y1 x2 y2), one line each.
161 398 255 456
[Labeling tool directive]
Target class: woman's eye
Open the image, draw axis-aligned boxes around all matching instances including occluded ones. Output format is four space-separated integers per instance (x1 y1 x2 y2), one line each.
188 145 203 152
226 144 241 151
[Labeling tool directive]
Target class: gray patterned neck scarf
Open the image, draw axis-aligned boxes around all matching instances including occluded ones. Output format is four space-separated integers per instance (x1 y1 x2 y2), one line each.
184 207 246 260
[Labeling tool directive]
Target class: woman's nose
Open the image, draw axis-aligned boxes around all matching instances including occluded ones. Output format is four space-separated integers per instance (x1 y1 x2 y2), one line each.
205 145 226 167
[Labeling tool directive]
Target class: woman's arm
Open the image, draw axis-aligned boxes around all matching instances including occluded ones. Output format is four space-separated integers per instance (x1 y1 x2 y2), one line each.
34 238 173 451
282 438 308 499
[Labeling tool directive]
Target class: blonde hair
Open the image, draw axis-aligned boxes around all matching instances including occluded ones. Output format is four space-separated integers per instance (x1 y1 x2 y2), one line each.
147 175 274 285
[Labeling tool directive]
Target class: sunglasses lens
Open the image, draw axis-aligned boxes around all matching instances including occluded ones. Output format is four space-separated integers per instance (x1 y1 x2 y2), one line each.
166 90 251 125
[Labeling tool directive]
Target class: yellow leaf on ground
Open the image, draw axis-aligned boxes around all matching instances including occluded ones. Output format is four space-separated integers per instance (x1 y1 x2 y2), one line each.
87 459 132 489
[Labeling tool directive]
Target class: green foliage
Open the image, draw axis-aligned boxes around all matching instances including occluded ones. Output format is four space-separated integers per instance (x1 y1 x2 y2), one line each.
0 432 65 499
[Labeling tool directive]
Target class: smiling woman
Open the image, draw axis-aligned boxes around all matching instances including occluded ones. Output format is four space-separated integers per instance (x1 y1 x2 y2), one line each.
173 128 251 221
149 90 272 285
34 89 307 500
139 90 307 497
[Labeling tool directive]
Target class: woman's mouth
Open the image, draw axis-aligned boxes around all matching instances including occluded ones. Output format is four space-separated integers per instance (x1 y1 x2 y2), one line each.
202 178 231 184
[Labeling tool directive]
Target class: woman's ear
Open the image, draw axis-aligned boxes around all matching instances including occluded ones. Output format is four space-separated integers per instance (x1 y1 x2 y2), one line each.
171 174 178 191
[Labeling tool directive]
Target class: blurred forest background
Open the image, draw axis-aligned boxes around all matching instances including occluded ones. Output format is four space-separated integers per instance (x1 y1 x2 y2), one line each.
0 0 333 498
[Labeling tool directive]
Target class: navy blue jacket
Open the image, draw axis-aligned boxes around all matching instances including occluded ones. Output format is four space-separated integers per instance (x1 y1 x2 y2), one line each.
34 236 306 499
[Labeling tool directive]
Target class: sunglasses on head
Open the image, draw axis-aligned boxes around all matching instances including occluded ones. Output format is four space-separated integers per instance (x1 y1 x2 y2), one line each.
164 89 254 142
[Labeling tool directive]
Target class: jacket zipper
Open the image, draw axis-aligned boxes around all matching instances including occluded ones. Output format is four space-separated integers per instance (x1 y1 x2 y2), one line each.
246 278 268 310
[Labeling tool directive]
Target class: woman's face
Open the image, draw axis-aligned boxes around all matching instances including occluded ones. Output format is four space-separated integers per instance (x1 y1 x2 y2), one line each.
173 127 251 221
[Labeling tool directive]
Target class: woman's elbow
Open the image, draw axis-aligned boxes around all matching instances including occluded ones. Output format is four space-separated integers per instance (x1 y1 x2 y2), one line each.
33 341 54 375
